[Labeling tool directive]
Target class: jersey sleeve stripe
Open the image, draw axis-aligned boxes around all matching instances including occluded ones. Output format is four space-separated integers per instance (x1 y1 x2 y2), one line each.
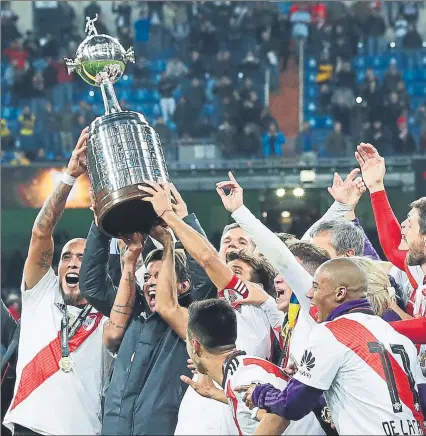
326 318 425 427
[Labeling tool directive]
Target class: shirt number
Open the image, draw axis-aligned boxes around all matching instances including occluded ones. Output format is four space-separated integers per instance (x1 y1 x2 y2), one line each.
368 342 420 413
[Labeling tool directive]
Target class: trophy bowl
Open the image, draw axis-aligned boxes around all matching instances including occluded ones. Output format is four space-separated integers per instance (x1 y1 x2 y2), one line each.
87 112 169 237
66 16 169 238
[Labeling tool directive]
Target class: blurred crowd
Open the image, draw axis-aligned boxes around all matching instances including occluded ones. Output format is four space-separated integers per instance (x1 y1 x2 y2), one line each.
295 0 426 158
2 1 426 164
1 0 290 163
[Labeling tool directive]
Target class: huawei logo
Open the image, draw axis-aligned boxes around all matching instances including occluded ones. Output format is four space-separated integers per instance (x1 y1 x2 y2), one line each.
300 350 316 372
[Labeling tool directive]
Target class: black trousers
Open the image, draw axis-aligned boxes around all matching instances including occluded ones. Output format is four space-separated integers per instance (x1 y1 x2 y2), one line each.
13 424 41 436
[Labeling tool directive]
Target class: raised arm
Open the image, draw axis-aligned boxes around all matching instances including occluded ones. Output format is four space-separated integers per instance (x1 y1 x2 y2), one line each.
138 183 233 291
103 233 144 353
80 191 117 317
23 129 88 290
169 184 214 302
355 143 407 269
150 225 189 340
216 172 312 313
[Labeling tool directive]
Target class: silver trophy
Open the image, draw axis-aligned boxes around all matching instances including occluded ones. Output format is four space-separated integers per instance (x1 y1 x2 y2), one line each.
65 15 169 237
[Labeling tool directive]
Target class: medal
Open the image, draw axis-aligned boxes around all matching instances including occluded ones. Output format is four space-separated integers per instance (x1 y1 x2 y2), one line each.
59 356 73 373
321 406 333 424
68 313 76 329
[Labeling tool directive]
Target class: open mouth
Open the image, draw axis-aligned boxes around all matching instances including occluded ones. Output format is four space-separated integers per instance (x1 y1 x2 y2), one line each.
275 289 285 300
65 273 79 286
148 288 156 307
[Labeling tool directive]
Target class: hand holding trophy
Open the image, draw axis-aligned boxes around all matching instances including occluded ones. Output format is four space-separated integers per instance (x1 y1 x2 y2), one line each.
65 15 169 237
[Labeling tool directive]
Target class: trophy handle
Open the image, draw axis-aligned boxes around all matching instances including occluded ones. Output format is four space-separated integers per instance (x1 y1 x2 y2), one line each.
64 58 78 75
125 47 135 64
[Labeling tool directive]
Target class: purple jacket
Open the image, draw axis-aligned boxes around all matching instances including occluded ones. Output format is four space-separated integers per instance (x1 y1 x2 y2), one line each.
352 218 380 260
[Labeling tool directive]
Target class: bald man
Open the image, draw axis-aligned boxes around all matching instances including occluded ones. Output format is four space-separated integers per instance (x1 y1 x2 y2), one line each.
3 131 110 436
239 258 426 436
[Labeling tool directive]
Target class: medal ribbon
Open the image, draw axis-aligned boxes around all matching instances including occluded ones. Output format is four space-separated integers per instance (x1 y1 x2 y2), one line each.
59 303 92 359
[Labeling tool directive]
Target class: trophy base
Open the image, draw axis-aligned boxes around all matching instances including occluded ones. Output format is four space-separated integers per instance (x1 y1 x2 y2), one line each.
97 184 158 238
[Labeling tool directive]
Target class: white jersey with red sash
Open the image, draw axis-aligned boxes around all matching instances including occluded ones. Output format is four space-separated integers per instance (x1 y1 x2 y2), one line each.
403 263 426 373
3 268 109 436
223 352 324 435
294 312 426 435
175 275 274 435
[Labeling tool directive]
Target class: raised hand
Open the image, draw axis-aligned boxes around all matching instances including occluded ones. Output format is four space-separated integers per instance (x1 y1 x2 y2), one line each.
67 128 89 178
137 181 174 218
355 142 386 193
121 233 146 265
216 171 243 214
170 183 188 219
150 224 173 246
327 168 366 207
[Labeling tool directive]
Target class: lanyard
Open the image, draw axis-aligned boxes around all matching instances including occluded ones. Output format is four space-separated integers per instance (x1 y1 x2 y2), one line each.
59 304 92 358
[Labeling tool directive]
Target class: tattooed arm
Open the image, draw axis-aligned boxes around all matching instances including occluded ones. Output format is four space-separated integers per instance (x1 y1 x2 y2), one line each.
103 233 145 353
23 129 89 290
151 225 189 341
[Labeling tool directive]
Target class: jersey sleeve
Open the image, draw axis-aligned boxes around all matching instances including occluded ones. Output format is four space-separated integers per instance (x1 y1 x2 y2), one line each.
293 324 344 390
261 296 285 342
218 274 249 301
21 267 59 305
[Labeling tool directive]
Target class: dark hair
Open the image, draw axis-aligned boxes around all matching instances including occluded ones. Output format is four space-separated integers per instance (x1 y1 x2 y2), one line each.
226 250 276 296
144 248 190 284
289 242 330 275
221 223 255 248
410 198 426 235
188 299 237 351
275 232 297 245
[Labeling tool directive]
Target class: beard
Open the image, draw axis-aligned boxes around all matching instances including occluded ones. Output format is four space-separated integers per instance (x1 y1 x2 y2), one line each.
60 283 83 306
406 241 426 266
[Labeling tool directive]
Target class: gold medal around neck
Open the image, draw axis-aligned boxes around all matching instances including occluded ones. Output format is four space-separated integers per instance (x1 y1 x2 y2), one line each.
59 356 73 373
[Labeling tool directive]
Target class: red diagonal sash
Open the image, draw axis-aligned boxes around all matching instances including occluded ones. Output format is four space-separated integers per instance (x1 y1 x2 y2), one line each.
10 313 103 410
326 318 425 429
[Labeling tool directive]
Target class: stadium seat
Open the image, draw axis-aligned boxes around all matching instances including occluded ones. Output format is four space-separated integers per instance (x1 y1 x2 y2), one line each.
305 57 317 71
306 101 317 113
403 69 418 83
306 72 317 84
1 107 16 120
306 85 318 98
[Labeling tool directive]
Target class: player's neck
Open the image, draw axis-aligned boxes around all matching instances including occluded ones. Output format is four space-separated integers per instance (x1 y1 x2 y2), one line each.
421 262 426 276
207 350 236 386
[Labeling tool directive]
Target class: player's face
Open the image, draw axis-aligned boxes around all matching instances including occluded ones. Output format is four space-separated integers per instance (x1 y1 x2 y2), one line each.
310 231 338 258
143 260 162 312
274 274 292 312
402 209 426 266
219 228 254 260
58 239 86 306
311 268 337 323
227 259 253 283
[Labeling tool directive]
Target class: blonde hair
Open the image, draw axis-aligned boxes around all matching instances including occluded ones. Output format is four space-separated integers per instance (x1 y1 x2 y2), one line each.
350 257 394 317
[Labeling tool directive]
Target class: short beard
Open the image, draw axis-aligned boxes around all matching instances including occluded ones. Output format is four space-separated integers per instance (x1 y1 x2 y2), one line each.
406 243 426 267
60 283 83 307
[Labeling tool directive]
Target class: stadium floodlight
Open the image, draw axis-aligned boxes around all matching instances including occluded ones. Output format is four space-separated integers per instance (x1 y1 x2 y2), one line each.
293 187 305 198
276 188 286 197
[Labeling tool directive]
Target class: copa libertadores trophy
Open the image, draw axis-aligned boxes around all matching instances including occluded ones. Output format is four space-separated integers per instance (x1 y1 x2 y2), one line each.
65 15 169 237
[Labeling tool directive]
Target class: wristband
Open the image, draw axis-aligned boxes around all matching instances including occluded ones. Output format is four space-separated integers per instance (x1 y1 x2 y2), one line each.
61 172 77 186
